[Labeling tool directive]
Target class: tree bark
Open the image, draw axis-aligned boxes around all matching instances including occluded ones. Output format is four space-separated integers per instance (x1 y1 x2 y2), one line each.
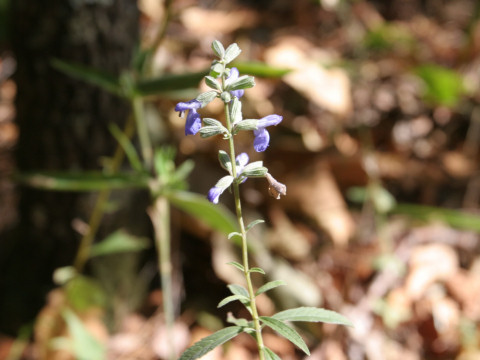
0 0 138 334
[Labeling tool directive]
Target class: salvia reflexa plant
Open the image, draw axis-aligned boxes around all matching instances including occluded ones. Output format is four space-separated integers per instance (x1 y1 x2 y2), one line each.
177 41 353 360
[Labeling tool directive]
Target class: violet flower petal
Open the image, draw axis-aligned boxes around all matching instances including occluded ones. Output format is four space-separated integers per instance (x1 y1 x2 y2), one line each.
185 109 201 135
253 128 270 152
207 186 223 204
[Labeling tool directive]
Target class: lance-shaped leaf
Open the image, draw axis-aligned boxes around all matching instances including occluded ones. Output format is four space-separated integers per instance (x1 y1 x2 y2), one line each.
179 326 244 360
227 313 251 327
241 161 268 178
196 90 218 107
255 280 286 296
229 97 243 125
205 76 221 91
218 150 232 173
260 316 310 356
224 43 241 64
233 119 258 134
90 230 150 257
233 61 291 78
136 70 208 97
210 61 224 78
166 190 237 235
228 284 249 299
211 40 225 59
249 267 266 275
51 58 121 96
17 171 149 191
272 307 353 327
227 261 244 272
263 347 282 360
246 219 264 232
225 75 255 91
218 294 250 308
199 124 228 138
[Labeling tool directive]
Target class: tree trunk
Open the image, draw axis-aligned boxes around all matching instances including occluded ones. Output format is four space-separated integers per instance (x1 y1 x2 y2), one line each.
0 0 138 334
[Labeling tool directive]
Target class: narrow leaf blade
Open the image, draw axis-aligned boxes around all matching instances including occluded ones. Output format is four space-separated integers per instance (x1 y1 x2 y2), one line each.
260 316 310 355
263 347 282 360
167 190 237 235
255 280 286 296
179 326 243 360
272 307 353 327
227 261 244 272
217 294 249 308
246 219 265 232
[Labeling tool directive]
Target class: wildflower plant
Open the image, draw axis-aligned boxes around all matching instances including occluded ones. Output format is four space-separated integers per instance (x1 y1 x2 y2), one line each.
178 41 352 360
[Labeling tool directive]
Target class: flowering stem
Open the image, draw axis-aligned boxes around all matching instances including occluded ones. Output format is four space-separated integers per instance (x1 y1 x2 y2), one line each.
224 102 265 360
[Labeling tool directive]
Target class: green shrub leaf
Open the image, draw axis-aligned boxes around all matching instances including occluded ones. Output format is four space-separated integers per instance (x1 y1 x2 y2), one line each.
255 280 286 296
218 294 250 308
259 316 310 355
179 326 243 360
263 347 282 360
272 307 353 327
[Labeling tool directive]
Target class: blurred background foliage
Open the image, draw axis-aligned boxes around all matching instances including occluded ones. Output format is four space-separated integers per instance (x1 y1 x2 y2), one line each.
1 0 480 359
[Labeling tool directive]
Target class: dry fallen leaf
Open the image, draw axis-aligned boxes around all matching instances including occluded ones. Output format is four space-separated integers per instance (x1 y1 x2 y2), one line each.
264 36 352 117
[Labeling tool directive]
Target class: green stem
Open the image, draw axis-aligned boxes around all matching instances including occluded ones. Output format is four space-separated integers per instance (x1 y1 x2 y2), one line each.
224 102 265 360
73 115 136 272
149 196 175 360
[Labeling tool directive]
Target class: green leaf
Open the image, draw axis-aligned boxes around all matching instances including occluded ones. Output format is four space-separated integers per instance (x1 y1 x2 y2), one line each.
108 123 143 172
255 280 286 296
179 326 243 360
224 43 242 64
217 294 250 308
226 313 251 327
260 316 310 355
64 276 106 311
227 261 244 272
51 58 121 96
17 171 149 191
205 76 221 90
218 150 232 173
225 75 255 91
233 61 291 78
272 307 353 327
228 284 252 310
263 347 282 360
228 231 242 240
246 219 265 232
212 40 225 59
135 71 208 97
90 230 150 257
173 160 195 183
415 64 464 107
56 309 105 360
196 90 218 107
229 97 243 124
241 161 268 178
249 267 266 275
393 203 480 233
233 119 258 133
166 190 237 235
199 125 228 138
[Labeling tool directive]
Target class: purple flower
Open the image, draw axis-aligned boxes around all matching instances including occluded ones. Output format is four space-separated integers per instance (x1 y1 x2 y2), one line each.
175 99 202 135
207 186 223 204
253 115 283 152
207 153 249 204
227 67 244 99
235 153 249 173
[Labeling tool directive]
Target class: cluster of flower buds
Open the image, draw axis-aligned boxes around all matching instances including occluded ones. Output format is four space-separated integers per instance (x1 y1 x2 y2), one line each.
175 40 286 203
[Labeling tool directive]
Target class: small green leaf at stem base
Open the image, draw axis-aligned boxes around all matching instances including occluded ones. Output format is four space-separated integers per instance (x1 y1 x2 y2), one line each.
259 316 310 356
255 280 286 296
178 326 244 360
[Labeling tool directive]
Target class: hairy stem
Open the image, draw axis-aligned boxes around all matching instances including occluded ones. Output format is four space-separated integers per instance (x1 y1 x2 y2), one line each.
224 102 265 360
